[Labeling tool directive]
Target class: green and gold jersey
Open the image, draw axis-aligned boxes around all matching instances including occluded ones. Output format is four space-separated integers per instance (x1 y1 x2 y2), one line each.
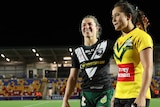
113 28 153 99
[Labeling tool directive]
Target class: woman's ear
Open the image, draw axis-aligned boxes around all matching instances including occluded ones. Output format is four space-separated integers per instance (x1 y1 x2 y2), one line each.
127 13 132 21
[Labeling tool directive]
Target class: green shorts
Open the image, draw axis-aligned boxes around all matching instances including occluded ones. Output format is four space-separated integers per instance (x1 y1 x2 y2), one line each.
80 88 114 107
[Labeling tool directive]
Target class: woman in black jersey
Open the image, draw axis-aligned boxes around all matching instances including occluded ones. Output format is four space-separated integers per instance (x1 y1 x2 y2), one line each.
62 15 115 107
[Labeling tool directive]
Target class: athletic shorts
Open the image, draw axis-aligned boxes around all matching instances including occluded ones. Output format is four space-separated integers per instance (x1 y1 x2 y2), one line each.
114 98 150 107
80 88 114 107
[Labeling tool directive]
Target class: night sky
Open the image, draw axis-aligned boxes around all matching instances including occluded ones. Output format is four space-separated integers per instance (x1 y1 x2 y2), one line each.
0 0 159 47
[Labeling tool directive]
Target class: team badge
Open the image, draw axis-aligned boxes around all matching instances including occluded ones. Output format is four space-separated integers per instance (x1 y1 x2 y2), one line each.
100 95 107 104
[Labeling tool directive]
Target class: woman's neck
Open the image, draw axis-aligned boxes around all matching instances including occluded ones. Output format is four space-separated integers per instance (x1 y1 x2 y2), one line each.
121 25 135 36
84 37 98 46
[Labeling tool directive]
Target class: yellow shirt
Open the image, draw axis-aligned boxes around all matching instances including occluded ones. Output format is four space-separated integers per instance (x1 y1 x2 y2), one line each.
113 28 153 99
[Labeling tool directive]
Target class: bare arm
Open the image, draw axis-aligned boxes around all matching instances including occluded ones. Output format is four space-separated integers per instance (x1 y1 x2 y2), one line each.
135 48 153 106
111 88 116 107
62 68 79 107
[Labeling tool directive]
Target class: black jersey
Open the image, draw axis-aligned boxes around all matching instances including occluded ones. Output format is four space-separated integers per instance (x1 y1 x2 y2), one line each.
72 39 114 92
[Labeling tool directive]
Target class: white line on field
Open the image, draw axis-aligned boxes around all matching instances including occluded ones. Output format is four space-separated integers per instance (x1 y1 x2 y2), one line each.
23 101 52 107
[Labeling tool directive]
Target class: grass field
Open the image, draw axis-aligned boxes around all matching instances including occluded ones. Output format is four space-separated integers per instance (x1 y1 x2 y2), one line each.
0 98 159 107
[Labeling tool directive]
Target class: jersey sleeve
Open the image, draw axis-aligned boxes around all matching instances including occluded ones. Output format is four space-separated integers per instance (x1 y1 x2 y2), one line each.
135 32 153 52
71 50 80 69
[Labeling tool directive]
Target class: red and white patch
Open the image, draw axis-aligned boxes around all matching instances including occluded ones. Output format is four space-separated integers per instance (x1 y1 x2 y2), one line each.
117 63 134 81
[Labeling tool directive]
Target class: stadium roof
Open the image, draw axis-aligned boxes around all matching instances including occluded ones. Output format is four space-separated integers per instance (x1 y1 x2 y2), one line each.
0 46 74 65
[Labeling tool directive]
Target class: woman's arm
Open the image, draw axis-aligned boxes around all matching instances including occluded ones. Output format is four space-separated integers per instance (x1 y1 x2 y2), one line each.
62 68 79 107
135 48 153 106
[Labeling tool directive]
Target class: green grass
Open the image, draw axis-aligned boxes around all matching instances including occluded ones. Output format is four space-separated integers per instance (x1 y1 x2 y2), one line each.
0 98 159 107
0 99 80 107
149 98 160 107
